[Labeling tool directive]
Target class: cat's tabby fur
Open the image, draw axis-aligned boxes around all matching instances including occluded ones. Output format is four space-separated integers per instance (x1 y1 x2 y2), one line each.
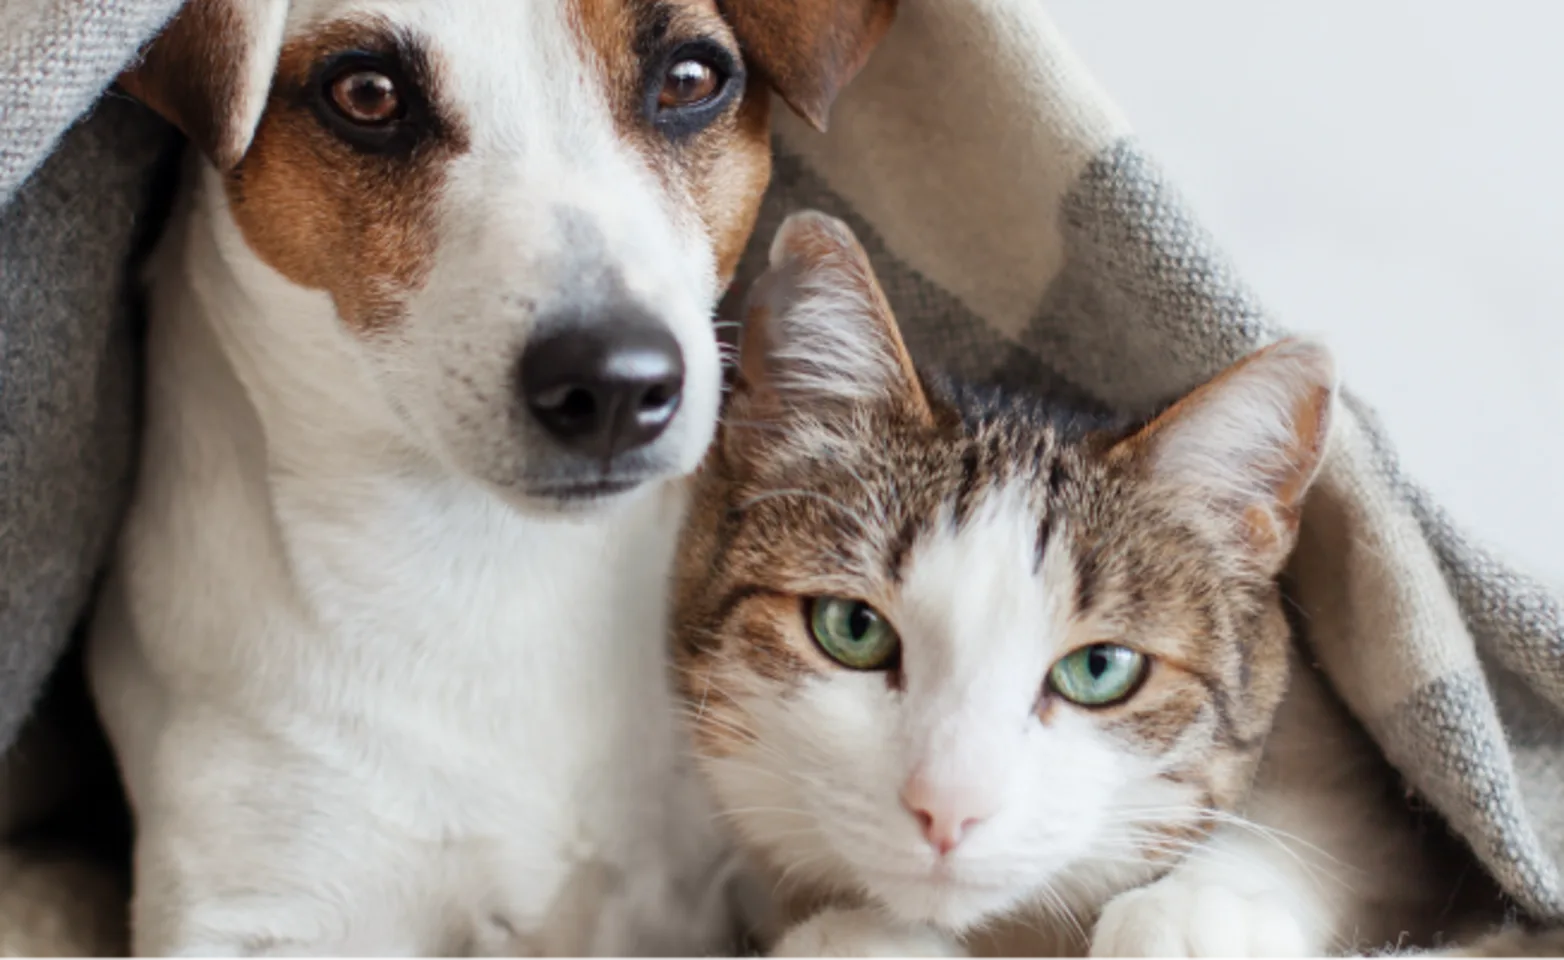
672 211 1502 956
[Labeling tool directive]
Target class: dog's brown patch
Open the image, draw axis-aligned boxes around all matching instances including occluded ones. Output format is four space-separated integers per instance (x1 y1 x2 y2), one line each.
717 0 897 131
223 19 470 334
568 0 773 290
567 0 641 115
695 74 773 284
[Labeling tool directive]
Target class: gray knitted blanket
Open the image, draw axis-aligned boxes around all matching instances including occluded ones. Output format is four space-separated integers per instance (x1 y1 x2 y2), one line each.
3 0 1562 950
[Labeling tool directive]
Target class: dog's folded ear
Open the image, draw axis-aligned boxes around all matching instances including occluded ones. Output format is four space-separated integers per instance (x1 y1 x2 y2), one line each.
719 0 896 133
118 0 290 170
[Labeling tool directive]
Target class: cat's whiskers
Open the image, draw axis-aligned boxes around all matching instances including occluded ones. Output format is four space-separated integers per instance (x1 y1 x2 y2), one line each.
675 712 795 767
1028 878 1090 949
992 898 1083 956
674 705 758 745
772 848 846 903
670 663 723 728
713 804 817 823
1106 807 1356 897
1086 818 1267 875
720 822 823 846
710 811 824 848
695 740 837 795
1088 837 1243 879
1280 590 1313 623
671 626 744 658
1192 809 1351 876
693 673 714 728
669 671 809 767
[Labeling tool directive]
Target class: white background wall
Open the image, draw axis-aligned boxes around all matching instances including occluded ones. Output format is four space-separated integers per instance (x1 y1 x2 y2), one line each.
1048 0 1564 585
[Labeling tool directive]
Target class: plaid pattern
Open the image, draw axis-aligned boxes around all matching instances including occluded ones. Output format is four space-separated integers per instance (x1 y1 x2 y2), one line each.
2 0 1561 945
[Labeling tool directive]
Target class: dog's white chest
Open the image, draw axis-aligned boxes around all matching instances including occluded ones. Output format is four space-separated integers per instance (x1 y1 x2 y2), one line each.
273 482 680 811
94 423 734 954
266 483 724 953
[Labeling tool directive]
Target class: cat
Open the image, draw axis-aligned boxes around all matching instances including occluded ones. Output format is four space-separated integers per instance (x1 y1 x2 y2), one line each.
670 210 1500 957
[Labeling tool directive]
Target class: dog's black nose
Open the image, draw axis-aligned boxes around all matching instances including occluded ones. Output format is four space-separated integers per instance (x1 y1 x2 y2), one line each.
519 321 685 459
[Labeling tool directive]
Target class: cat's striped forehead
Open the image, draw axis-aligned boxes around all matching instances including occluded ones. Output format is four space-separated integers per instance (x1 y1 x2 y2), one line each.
708 378 1121 604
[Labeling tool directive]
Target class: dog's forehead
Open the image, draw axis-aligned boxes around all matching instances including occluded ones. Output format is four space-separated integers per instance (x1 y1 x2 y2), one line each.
278 0 729 112
283 0 584 89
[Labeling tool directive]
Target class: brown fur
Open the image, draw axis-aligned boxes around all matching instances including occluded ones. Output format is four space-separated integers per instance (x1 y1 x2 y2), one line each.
222 20 469 334
567 0 774 289
698 75 773 284
716 0 897 131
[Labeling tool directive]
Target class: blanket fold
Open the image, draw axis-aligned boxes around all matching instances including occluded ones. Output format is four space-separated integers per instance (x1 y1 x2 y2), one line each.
2 0 1561 951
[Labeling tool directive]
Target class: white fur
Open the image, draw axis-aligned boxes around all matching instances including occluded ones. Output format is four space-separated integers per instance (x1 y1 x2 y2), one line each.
89 1 736 953
1090 875 1312 957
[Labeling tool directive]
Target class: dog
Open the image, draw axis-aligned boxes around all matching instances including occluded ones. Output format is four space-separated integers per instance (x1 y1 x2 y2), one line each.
86 0 894 953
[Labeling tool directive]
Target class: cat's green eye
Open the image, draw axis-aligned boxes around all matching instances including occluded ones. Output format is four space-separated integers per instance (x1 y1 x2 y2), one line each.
1048 644 1147 707
808 597 899 670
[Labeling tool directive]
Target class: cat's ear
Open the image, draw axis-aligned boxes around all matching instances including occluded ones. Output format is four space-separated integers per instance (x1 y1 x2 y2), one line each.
1113 339 1338 572
736 210 932 424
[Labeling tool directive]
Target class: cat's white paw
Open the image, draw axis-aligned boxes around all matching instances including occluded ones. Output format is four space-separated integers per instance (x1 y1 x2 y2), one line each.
1089 877 1317 958
771 906 964 957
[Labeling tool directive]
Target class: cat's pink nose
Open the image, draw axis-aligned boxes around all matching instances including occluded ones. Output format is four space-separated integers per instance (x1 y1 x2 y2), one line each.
900 776 992 856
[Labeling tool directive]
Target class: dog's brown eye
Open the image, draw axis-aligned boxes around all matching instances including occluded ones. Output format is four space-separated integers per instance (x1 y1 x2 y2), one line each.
658 58 720 110
329 69 401 125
